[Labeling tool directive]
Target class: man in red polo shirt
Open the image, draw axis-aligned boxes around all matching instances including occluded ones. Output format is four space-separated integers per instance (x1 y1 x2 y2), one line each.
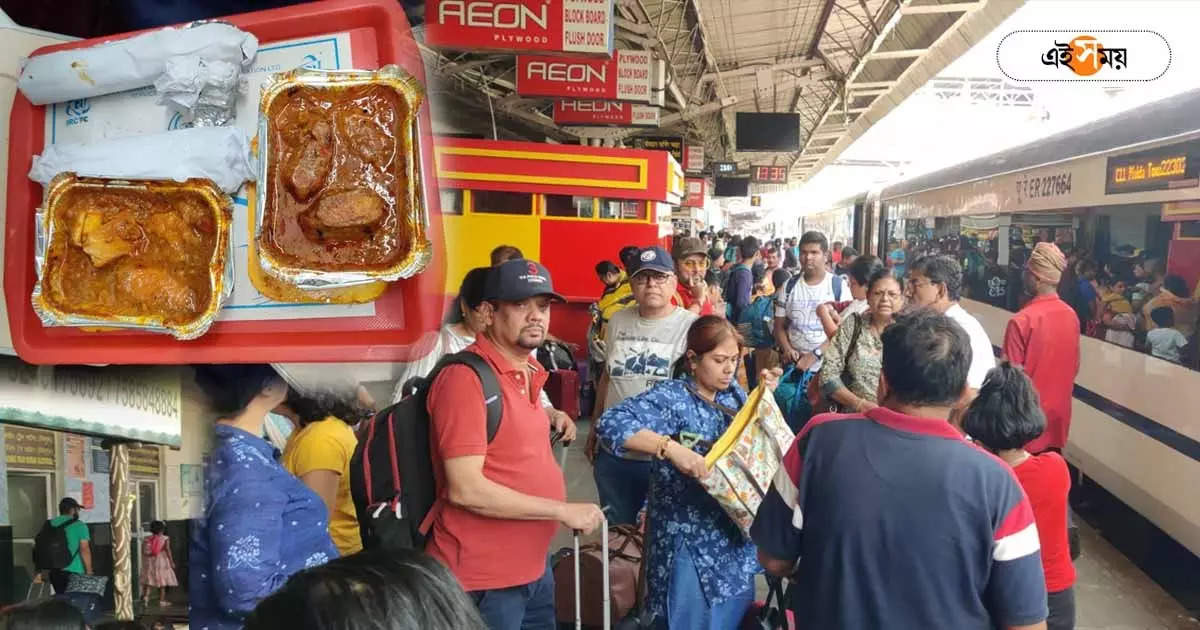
671 236 715 315
1003 242 1080 454
425 259 605 629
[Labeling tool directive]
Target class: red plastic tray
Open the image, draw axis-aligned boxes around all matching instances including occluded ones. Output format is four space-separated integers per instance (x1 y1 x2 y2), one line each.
5 0 447 364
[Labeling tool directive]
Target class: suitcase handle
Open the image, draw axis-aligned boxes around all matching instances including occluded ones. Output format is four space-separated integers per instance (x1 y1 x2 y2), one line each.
573 515 611 630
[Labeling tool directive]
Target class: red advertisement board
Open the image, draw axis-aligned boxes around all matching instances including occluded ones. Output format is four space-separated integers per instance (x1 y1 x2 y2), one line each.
552 100 659 126
683 144 704 173
425 0 614 56
684 177 706 207
516 50 664 104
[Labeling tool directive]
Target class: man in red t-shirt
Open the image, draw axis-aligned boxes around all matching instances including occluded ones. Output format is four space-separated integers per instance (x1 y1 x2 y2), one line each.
1002 242 1080 454
425 259 604 628
670 236 715 315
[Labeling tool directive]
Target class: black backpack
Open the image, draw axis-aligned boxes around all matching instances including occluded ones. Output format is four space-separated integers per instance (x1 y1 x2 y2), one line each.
349 352 502 552
782 271 843 303
33 517 78 570
536 339 574 372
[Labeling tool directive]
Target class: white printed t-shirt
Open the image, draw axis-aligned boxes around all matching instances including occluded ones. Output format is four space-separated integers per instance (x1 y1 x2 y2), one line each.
775 273 836 353
600 306 697 409
945 303 998 389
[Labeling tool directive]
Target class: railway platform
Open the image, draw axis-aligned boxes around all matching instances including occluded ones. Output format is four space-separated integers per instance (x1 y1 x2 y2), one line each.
557 420 1200 630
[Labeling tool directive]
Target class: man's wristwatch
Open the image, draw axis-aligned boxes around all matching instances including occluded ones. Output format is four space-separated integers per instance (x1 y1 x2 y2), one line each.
813 347 824 359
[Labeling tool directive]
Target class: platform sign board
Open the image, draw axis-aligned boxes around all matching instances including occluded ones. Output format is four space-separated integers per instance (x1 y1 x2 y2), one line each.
553 100 659 126
516 50 664 104
4 426 56 471
683 144 704 173
751 165 788 184
683 177 706 207
425 0 615 56
129 446 161 478
634 136 683 164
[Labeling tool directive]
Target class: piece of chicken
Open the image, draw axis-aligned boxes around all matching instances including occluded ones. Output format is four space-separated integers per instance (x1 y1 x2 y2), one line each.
145 211 202 264
284 119 333 202
73 210 146 268
313 189 385 228
299 188 387 242
116 267 198 318
339 113 392 167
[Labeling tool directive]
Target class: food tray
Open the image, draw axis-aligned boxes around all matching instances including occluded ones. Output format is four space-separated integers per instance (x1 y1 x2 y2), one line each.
5 0 448 364
255 65 432 289
32 174 234 340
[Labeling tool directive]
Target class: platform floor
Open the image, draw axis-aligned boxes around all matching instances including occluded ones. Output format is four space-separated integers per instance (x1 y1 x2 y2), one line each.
558 420 1199 630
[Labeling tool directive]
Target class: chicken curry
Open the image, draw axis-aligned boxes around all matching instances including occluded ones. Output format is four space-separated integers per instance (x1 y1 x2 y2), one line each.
43 185 220 325
262 84 411 271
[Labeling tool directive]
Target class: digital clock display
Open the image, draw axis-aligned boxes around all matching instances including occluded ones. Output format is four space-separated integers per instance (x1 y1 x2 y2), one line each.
712 162 737 175
751 165 788 184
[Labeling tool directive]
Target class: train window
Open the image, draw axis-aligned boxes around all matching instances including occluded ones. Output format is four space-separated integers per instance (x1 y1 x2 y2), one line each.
440 189 463 215
472 190 533 215
1179 220 1200 239
600 199 645 220
544 194 594 218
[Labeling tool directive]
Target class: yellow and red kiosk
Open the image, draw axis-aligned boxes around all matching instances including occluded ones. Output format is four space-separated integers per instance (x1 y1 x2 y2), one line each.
435 137 685 350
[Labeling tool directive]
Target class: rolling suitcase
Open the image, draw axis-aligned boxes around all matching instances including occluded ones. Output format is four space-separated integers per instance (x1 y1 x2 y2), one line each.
547 369 581 419
569 519 611 630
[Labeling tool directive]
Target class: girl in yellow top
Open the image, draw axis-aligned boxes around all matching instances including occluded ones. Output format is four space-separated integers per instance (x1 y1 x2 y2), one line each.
281 390 374 556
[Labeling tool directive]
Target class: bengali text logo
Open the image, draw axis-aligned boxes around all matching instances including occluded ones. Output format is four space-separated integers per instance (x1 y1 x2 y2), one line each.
996 30 1169 82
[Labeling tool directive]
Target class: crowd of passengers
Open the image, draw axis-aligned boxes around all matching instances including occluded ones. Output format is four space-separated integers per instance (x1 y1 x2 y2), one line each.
892 231 1199 367
4 231 1086 630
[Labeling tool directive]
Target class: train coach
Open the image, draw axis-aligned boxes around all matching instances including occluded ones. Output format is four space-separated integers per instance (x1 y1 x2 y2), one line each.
811 88 1200 558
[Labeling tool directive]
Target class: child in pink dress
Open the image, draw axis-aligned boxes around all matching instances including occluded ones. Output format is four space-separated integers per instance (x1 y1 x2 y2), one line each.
140 521 178 607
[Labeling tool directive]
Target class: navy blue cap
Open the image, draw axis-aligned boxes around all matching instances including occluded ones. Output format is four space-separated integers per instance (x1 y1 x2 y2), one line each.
485 259 565 302
631 246 674 277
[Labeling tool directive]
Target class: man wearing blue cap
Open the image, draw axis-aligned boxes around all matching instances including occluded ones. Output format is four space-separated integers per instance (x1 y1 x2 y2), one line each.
424 258 604 629
589 246 698 525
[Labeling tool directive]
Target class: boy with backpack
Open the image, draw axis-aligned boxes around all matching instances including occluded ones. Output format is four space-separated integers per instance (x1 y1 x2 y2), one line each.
724 237 759 323
741 268 792 389
34 497 92 594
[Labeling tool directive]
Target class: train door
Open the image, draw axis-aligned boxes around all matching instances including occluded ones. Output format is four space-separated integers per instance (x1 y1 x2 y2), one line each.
1147 214 1173 259
866 190 884 257
852 199 866 253
7 471 53 601
130 479 159 589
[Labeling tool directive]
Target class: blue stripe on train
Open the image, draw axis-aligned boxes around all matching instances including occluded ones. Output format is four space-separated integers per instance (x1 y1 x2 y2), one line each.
989 344 1200 463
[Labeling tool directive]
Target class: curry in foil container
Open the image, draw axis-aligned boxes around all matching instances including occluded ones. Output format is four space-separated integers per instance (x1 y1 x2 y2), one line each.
33 174 233 340
257 66 431 288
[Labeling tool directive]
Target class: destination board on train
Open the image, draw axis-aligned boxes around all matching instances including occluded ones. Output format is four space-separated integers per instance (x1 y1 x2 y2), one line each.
1105 139 1200 194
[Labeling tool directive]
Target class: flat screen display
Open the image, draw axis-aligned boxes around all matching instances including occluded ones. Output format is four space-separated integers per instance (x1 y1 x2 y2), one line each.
713 177 750 197
735 112 801 152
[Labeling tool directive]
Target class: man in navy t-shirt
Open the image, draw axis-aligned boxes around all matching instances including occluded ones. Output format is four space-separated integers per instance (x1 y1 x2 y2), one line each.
751 308 1049 630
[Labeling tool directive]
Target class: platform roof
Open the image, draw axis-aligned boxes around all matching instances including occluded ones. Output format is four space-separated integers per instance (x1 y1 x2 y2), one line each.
418 0 1025 183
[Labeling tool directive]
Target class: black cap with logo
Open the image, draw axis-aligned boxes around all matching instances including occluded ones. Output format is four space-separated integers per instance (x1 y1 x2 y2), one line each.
631 246 674 276
485 259 565 302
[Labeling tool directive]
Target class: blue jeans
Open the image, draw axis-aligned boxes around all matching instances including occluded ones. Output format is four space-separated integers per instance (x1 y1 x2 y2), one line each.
657 542 753 630
470 565 556 630
592 449 651 525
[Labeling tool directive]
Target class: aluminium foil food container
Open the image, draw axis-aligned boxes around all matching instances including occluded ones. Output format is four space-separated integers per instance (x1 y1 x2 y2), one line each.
255 65 432 290
32 173 234 340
